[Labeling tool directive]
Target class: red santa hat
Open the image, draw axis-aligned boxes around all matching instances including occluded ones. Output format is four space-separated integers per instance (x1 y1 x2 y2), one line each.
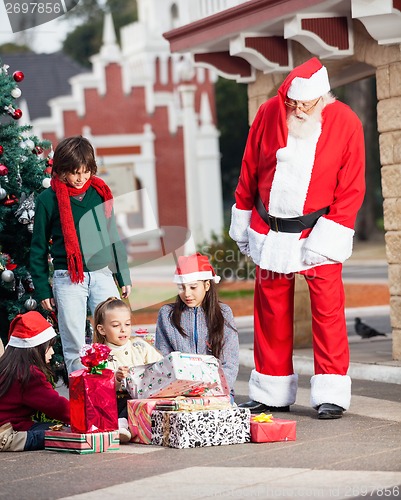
286 58 330 101
173 253 221 284
8 311 56 348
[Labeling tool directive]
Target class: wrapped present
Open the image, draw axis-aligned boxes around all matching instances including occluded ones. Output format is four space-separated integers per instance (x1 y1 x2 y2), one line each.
127 396 232 445
69 344 118 433
151 407 251 448
45 428 119 454
250 413 296 443
125 351 229 399
154 395 231 411
134 328 155 346
127 398 161 444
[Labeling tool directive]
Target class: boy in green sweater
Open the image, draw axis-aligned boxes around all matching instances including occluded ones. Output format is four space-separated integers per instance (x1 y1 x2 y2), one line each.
30 136 132 374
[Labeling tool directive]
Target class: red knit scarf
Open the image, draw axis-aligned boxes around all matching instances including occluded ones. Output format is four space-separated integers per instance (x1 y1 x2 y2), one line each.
51 176 113 283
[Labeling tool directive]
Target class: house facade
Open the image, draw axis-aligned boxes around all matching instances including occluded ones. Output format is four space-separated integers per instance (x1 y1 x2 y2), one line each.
32 0 225 258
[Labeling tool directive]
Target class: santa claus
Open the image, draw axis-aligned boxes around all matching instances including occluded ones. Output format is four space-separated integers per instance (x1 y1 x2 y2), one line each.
229 57 365 419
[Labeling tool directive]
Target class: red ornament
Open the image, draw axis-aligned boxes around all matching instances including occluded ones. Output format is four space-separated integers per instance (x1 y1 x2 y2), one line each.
13 71 24 82
3 195 18 206
12 109 22 120
47 158 53 166
44 167 52 175
0 146 3 155
0 164 8 176
33 146 43 155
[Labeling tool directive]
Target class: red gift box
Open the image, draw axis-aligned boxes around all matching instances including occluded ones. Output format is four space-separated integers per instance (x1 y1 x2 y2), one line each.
250 417 296 443
45 428 119 454
69 368 118 433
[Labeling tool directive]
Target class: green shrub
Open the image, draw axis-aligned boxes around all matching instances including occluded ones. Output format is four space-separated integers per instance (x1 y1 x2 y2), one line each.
198 230 255 282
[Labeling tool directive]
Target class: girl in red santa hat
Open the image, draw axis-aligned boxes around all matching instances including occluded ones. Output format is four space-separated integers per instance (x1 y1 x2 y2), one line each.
0 311 70 451
30 135 132 376
229 57 365 419
155 253 240 402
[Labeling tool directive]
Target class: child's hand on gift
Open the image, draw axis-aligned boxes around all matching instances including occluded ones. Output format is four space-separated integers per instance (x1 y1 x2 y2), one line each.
115 366 129 382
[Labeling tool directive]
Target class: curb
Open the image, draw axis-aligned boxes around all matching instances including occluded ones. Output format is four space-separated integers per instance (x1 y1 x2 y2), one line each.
239 348 401 386
233 305 391 329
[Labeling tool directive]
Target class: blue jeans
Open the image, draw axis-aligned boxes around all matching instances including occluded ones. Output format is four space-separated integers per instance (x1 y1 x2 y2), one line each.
24 422 55 451
53 267 120 374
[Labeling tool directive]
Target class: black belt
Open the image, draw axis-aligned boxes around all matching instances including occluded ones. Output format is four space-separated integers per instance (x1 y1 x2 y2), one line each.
255 194 329 233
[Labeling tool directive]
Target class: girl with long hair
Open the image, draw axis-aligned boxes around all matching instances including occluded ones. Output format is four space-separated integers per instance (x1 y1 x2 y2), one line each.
0 312 70 451
155 253 239 402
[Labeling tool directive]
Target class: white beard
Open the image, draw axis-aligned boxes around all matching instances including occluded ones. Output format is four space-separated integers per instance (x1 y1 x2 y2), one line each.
287 109 322 139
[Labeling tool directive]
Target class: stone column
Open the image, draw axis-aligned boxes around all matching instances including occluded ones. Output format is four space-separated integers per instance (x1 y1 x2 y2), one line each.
377 60 401 360
247 71 313 348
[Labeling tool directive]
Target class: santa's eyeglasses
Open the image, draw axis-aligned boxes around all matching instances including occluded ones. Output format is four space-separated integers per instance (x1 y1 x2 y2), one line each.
284 97 321 112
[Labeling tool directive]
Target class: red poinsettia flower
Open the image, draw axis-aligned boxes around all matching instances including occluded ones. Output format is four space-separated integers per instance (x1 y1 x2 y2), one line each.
79 343 111 373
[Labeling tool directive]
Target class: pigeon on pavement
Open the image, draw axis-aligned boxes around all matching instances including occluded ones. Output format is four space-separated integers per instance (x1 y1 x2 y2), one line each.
354 317 387 339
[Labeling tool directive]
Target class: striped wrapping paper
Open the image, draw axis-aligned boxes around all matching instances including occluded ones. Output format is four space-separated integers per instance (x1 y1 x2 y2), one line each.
127 399 159 444
44 429 119 454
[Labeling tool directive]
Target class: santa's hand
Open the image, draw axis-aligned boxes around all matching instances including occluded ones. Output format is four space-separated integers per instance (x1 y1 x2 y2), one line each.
303 248 327 266
237 240 250 257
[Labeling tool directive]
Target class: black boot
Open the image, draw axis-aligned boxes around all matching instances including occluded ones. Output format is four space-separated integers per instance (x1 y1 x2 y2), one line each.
317 403 344 419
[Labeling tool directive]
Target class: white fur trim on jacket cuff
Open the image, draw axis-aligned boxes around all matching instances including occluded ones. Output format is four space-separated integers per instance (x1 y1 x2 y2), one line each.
228 204 252 243
304 217 354 263
310 374 351 410
249 369 298 407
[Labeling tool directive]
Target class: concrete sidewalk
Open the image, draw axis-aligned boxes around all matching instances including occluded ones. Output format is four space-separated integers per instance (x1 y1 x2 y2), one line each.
4 365 400 500
4 240 400 499
3 316 401 500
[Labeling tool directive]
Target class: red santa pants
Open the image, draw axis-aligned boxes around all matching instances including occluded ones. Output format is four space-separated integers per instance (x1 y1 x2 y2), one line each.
254 263 349 376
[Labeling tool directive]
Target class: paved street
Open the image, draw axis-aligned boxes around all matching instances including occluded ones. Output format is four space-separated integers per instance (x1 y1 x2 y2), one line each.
1 365 401 500
343 263 388 282
2 251 401 499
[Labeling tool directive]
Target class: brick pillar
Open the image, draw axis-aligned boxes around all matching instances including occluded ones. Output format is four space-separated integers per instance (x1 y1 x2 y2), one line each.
247 71 313 348
377 60 401 360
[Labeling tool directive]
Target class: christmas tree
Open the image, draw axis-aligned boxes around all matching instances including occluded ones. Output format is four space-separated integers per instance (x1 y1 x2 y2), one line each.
0 58 53 343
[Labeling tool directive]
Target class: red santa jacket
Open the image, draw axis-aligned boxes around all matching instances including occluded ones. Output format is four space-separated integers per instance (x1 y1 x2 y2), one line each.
229 72 365 274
